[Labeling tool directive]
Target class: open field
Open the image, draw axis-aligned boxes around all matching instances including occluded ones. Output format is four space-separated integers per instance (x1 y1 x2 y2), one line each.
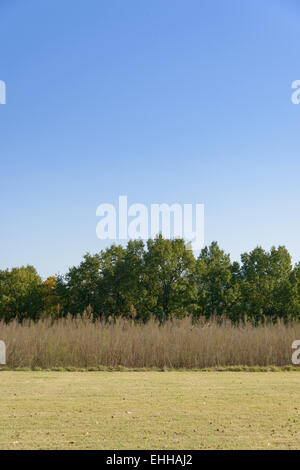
0 371 300 449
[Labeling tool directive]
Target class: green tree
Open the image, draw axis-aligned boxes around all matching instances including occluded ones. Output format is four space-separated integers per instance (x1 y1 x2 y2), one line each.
41 276 60 317
239 246 295 320
57 253 102 317
96 244 129 319
143 235 197 322
0 266 43 322
195 242 240 319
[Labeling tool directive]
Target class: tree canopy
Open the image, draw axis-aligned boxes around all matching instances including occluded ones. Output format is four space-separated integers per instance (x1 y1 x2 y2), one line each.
1 237 300 323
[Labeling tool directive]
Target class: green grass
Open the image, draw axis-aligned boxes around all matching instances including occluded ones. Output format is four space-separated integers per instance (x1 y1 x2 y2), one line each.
1 371 300 449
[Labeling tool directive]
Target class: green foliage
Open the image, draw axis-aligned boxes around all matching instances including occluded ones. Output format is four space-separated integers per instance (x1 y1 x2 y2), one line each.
143 236 197 321
1 238 300 322
56 253 102 316
41 276 60 318
239 246 294 320
0 266 43 321
195 242 239 319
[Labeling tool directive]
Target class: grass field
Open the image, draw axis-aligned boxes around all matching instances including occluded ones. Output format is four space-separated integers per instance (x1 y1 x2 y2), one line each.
0 371 299 450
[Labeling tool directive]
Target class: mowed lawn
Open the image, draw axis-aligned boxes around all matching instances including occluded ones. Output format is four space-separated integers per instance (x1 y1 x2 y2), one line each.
0 371 299 450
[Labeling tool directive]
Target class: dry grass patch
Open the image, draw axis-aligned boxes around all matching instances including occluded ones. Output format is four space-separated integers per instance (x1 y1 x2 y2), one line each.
1 316 299 368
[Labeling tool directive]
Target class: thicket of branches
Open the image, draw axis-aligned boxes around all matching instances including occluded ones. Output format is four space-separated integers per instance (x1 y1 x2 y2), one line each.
1 316 298 368
1 235 300 323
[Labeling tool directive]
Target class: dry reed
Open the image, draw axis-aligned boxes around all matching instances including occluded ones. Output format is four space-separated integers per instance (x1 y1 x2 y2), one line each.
0 316 299 369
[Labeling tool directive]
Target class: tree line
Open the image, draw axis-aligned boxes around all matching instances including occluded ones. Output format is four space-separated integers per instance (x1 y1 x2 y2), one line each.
1 235 300 323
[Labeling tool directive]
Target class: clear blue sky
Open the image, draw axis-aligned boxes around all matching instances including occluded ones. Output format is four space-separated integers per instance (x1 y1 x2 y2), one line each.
0 0 299 278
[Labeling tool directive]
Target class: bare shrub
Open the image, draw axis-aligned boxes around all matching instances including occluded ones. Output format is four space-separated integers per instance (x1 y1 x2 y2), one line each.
0 315 299 369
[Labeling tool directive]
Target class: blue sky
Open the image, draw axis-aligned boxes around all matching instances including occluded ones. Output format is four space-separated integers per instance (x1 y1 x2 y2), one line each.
0 0 299 278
